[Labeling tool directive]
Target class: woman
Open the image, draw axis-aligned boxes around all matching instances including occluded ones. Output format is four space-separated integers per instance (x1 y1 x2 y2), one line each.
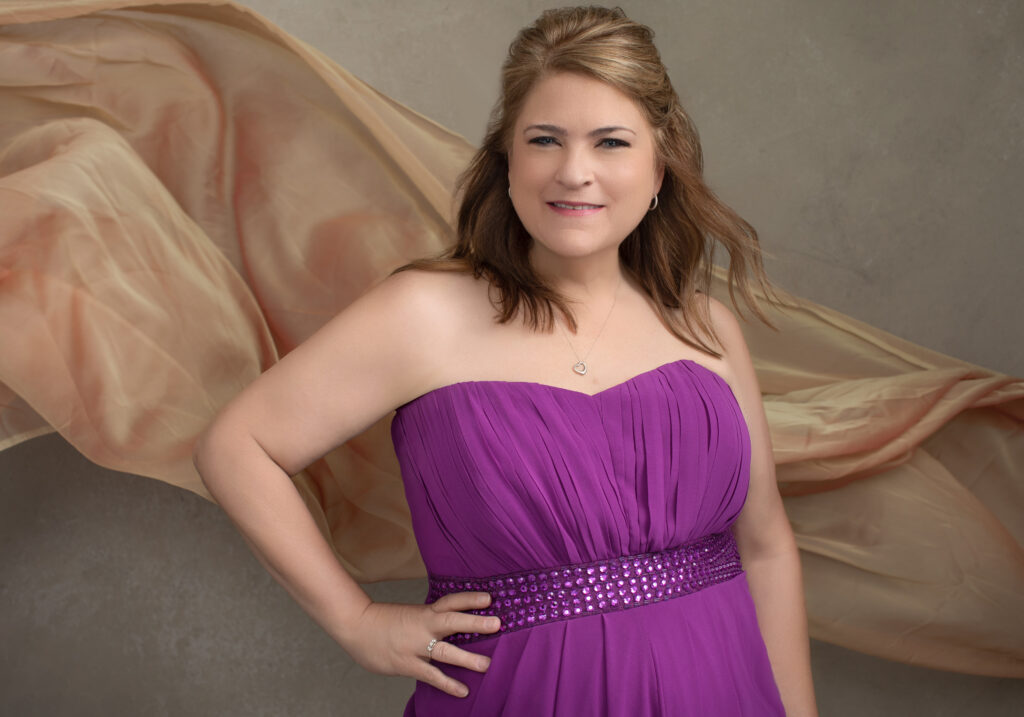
194 7 817 715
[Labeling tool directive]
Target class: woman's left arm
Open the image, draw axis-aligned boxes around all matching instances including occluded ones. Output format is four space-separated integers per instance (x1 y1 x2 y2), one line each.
710 297 819 717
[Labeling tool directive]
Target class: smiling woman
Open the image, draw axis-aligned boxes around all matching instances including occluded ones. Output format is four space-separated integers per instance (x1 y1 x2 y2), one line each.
509 73 663 275
194 6 810 714
399 10 775 366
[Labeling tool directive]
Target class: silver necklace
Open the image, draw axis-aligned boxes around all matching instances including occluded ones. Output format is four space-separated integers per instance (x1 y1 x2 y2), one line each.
556 277 621 376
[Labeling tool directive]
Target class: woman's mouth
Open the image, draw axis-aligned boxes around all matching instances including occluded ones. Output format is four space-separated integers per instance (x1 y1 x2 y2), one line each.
547 201 604 215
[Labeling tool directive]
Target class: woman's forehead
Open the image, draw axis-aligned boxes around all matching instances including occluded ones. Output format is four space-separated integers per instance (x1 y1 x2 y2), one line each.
515 73 649 131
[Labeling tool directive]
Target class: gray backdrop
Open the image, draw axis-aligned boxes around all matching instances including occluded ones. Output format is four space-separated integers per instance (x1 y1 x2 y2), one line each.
1 1 1021 715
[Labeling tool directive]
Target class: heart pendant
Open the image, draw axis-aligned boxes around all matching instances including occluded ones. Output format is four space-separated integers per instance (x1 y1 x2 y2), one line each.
572 361 588 376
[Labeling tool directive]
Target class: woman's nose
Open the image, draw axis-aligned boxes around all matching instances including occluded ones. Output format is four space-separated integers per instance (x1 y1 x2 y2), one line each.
554 147 594 188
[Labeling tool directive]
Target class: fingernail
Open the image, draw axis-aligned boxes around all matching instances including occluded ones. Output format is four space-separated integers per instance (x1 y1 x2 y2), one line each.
478 657 491 671
489 617 501 630
458 686 469 698
479 594 491 606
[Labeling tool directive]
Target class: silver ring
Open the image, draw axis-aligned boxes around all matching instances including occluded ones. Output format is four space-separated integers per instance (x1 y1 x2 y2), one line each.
426 637 438 656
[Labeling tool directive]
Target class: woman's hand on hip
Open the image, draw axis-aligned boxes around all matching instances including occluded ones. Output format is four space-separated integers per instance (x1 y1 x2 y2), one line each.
341 592 500 698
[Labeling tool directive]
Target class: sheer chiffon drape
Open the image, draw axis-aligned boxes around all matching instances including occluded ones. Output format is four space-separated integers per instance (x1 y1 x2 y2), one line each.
1 0 1021 677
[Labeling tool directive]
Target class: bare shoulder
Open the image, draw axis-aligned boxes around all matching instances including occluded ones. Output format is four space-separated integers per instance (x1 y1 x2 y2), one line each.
704 294 746 350
339 266 481 384
202 266 483 476
361 267 464 333
701 294 762 407
366 267 482 355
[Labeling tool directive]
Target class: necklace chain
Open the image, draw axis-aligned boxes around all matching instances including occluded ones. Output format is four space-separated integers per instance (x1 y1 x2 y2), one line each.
556 276 622 376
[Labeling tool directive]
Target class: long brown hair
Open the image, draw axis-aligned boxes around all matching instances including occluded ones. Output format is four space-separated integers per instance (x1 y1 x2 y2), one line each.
394 6 776 357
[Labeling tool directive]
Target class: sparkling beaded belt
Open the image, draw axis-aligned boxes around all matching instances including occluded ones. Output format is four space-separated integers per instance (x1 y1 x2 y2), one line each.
426 530 743 645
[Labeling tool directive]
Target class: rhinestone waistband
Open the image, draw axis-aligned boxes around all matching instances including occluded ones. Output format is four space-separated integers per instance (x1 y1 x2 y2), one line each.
426 530 743 645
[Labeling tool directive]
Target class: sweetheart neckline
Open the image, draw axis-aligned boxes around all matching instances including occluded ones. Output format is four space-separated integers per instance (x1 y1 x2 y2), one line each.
396 358 734 411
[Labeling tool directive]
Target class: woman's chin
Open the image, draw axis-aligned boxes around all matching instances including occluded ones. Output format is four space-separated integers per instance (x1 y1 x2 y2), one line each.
527 235 623 264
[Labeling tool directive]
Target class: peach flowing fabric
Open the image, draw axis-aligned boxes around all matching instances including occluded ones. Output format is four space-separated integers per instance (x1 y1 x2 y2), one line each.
1 0 1021 678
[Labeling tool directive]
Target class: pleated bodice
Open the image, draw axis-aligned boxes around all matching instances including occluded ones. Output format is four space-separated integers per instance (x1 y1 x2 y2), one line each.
392 359 751 579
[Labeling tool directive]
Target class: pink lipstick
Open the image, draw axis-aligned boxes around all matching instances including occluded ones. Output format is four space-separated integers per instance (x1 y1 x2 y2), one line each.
547 201 604 216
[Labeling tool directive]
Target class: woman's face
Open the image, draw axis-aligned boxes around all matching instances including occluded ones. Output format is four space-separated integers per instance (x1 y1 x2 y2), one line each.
508 72 663 267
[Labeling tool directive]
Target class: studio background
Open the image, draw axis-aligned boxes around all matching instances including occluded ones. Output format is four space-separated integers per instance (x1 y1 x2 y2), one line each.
1 0 1021 715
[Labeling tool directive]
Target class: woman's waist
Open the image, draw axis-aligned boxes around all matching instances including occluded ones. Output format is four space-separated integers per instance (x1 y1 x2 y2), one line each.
426 530 743 645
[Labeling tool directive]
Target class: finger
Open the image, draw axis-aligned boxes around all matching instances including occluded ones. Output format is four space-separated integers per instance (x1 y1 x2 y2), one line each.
427 639 492 673
430 591 492 613
414 660 470 698
437 609 501 637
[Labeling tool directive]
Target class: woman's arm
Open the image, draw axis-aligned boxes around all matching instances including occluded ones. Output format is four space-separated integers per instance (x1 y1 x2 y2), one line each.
192 270 498 699
710 297 819 717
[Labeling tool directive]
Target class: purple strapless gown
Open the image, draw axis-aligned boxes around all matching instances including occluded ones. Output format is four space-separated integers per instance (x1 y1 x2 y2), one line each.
391 359 785 715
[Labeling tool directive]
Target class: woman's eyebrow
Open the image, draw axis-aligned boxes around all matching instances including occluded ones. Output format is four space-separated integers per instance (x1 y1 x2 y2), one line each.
523 124 637 136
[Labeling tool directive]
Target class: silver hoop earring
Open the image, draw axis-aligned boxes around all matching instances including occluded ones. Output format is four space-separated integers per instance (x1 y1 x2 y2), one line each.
648 195 659 211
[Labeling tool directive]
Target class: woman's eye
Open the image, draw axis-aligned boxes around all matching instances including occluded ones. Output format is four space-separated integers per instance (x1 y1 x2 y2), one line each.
525 136 629 148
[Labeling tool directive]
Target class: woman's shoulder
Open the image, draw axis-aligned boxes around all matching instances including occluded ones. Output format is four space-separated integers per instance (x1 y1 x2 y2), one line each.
702 293 744 345
696 293 764 412
374 266 483 319
365 266 490 353
665 291 745 355
661 292 751 391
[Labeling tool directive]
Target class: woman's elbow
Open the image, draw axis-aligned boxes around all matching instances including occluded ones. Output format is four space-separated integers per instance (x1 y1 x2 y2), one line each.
191 409 244 494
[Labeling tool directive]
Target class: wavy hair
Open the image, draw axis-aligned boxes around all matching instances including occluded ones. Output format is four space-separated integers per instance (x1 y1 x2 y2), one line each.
394 6 776 356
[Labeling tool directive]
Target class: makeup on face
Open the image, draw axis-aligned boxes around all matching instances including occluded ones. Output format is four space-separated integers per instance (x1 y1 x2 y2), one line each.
507 72 663 262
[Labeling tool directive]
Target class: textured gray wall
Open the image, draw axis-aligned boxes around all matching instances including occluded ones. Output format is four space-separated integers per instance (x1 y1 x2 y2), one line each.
2 1 1022 715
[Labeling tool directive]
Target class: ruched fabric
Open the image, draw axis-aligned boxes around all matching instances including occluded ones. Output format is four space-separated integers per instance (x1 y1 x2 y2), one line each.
392 359 785 715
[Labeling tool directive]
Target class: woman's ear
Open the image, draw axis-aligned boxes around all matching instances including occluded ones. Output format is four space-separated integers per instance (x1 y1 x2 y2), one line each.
654 162 665 196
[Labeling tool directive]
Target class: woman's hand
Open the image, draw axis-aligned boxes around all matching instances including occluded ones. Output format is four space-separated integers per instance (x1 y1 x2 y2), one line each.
341 592 501 698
